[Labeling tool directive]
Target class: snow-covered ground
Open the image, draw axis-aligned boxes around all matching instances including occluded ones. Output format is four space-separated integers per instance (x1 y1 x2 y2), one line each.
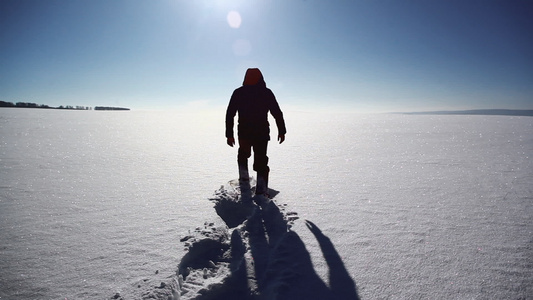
0 108 531 299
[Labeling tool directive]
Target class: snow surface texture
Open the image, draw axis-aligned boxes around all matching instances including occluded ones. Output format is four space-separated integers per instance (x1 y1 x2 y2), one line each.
0 109 531 299
119 178 359 300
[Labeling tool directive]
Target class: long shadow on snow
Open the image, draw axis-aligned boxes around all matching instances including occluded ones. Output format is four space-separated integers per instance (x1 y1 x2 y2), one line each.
305 220 360 300
208 179 360 300
247 201 360 300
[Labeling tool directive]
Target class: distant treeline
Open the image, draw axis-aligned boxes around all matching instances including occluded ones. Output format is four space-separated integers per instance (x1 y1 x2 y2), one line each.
0 101 91 110
94 106 130 111
0 101 130 111
402 109 533 117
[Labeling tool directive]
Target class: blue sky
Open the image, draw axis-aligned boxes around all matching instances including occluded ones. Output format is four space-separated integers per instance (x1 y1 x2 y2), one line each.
1 0 532 112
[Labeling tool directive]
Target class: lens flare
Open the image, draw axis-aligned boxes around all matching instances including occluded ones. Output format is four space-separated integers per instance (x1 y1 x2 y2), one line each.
227 11 241 28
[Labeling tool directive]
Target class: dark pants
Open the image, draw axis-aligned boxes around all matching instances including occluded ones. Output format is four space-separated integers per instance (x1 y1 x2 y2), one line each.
238 138 269 175
238 139 270 194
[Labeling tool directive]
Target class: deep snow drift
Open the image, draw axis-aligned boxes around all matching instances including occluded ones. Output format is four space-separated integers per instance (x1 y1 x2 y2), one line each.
0 109 531 299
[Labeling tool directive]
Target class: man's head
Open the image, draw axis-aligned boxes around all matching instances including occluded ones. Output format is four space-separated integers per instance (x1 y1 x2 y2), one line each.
243 68 265 86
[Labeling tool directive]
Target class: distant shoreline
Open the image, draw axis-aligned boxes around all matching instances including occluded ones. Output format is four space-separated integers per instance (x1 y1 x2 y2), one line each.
397 109 533 117
0 101 130 111
94 106 130 111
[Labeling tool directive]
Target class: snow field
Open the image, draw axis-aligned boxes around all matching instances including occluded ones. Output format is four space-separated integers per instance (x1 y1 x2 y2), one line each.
1 109 531 299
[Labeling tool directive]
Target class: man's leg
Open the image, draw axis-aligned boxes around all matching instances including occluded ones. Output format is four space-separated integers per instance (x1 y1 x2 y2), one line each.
252 140 269 195
237 139 251 181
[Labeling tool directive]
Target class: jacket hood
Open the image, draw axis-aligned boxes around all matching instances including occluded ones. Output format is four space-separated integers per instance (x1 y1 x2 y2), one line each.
243 68 266 87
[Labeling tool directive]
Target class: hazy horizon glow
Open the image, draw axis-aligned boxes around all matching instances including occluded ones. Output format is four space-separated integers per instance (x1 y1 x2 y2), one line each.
1 0 532 112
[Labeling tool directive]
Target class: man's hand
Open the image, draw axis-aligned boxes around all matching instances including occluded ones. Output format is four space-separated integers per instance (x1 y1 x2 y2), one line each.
227 137 235 147
278 134 285 144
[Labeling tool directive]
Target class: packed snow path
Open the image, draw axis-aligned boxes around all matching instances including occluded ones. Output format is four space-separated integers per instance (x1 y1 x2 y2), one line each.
120 179 360 300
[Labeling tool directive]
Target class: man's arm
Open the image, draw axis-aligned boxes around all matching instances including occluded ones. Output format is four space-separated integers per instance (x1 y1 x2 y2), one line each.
225 91 238 147
268 90 287 142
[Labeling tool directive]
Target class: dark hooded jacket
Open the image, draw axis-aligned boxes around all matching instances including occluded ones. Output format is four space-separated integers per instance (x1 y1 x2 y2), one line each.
225 68 286 140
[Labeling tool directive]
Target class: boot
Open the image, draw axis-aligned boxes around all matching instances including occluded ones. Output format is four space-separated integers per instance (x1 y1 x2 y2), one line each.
238 164 250 182
256 175 266 196
255 169 269 197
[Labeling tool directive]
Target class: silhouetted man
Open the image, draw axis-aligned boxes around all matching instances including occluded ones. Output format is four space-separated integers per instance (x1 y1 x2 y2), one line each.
226 68 286 197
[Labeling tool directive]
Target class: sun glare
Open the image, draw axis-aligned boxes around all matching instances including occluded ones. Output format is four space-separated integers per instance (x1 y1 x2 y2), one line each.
227 10 242 28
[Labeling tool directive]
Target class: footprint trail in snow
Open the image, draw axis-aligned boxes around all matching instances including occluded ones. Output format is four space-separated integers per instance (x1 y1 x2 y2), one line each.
125 179 302 300
117 179 359 300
